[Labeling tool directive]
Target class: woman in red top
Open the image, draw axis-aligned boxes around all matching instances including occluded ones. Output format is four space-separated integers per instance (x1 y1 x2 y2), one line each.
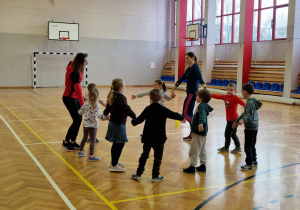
62 53 87 151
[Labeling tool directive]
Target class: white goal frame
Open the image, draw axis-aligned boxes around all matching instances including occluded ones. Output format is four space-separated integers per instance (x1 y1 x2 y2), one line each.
32 52 88 88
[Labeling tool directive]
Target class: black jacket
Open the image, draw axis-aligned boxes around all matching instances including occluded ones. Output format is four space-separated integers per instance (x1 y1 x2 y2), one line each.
132 103 184 144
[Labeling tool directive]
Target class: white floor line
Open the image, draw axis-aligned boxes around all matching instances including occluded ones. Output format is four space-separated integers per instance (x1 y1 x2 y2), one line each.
6 117 69 122
0 115 75 210
0 105 63 110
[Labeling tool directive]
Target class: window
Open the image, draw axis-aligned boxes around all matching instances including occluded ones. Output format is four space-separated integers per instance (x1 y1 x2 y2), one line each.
253 0 289 41
215 0 240 44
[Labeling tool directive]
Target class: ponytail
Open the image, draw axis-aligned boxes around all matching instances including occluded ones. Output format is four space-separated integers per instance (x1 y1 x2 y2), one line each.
88 87 99 107
106 78 124 105
154 79 167 92
106 87 114 105
185 52 197 63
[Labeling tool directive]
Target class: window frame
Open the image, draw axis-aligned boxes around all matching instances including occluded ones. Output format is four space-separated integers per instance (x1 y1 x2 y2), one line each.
254 0 289 42
215 0 240 45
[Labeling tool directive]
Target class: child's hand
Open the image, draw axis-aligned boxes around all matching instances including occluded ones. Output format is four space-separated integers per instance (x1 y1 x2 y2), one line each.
232 122 237 129
181 118 186 123
131 95 136 100
198 124 204 132
238 119 243 125
106 115 110 121
171 91 176 98
83 94 88 101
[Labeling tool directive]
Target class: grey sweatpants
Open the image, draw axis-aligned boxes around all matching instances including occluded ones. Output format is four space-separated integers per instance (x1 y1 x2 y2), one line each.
189 133 207 166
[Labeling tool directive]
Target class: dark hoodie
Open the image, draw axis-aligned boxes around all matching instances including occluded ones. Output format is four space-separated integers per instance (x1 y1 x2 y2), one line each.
191 102 213 136
235 97 263 130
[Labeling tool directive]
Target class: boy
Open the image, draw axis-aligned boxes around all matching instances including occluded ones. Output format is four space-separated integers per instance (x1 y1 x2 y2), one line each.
131 89 186 182
212 83 246 153
233 83 262 171
183 89 213 174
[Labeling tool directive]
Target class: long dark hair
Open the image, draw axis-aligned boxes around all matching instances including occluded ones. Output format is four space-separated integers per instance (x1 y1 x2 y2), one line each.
185 52 197 64
72 53 87 73
154 79 167 92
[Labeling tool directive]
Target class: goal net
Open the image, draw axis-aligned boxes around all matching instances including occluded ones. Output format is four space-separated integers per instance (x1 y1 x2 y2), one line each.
32 52 88 88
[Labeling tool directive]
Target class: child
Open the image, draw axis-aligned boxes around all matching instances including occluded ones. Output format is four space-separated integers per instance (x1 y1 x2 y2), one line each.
85 83 106 143
233 83 262 171
78 85 106 161
183 89 213 174
212 83 246 153
131 79 174 106
103 78 136 172
131 89 186 182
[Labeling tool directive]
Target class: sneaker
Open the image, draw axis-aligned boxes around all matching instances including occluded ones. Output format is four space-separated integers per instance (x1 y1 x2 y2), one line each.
63 142 75 152
231 147 242 153
88 156 101 161
110 165 126 172
109 162 126 168
87 138 100 143
183 166 196 174
151 176 164 182
62 140 68 148
217 147 229 152
196 164 206 173
183 134 192 141
241 165 253 171
252 161 258 166
131 174 141 181
78 151 86 157
71 142 80 150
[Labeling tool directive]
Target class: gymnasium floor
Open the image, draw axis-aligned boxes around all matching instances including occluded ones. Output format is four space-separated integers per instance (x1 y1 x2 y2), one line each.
0 87 299 210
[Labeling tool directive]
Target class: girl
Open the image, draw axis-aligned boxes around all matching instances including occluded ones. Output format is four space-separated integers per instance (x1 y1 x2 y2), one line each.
131 79 174 106
171 52 206 140
62 53 87 151
78 85 106 161
85 83 106 143
104 78 136 172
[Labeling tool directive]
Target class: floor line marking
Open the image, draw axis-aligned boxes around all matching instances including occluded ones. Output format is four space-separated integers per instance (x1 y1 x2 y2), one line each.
194 163 300 210
111 172 300 204
0 101 117 210
0 115 75 210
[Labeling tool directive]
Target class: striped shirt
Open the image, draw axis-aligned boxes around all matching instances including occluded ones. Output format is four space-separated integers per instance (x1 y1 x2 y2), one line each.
135 89 172 106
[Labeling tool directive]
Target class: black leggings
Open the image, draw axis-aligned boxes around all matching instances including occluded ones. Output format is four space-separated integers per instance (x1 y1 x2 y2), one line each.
111 143 125 166
63 96 82 142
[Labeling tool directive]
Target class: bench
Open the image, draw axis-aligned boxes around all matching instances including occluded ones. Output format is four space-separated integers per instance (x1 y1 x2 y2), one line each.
249 65 285 96
206 61 237 90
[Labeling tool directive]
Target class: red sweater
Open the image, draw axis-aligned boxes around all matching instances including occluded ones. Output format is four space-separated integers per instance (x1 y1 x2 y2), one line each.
62 61 84 106
211 94 245 121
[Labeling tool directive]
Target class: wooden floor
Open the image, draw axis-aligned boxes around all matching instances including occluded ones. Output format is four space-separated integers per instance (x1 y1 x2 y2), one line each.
0 87 300 210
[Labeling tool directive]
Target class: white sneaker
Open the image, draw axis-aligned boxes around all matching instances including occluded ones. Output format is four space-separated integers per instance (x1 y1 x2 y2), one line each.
110 165 126 172
109 162 125 168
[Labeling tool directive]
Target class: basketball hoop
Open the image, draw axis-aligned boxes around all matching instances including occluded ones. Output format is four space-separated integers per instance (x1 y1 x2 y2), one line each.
183 37 194 41
60 37 70 41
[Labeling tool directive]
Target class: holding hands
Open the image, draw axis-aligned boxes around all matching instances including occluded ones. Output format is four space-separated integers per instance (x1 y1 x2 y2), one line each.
171 91 176 98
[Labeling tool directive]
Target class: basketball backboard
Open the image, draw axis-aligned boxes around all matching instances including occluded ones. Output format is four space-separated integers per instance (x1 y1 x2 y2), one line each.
48 21 79 41
187 23 199 41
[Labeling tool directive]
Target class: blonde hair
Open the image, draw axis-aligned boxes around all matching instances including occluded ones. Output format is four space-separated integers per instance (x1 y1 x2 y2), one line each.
107 78 124 105
87 83 99 107
87 83 96 92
